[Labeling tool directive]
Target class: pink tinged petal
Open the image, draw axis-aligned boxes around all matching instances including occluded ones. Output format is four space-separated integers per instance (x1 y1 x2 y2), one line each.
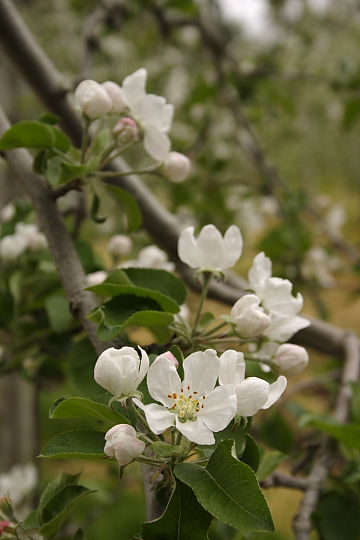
183 349 219 396
219 350 245 386
135 347 149 387
133 399 175 434
196 225 226 270
235 377 270 417
262 376 287 409
178 227 200 268
175 416 215 445
222 226 243 268
198 385 237 432
147 356 181 406
143 126 171 161
248 252 272 291
122 68 147 107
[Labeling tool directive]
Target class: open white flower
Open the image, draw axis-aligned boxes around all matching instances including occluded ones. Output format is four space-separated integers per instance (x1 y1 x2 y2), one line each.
248 252 309 341
94 346 149 399
178 224 243 273
219 350 287 417
121 68 174 161
134 349 237 445
230 294 271 337
104 424 145 465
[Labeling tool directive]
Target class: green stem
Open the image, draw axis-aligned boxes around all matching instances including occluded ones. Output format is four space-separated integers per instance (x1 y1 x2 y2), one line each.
202 320 229 337
80 119 91 164
191 272 212 338
138 456 165 466
97 164 159 178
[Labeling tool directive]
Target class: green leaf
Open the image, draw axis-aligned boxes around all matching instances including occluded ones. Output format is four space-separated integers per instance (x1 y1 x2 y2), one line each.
67 338 100 397
240 434 260 472
23 510 40 529
199 312 216 329
257 451 287 482
174 440 273 532
40 485 94 539
305 416 360 450
51 126 71 152
39 472 81 521
49 396 128 426
314 491 360 540
150 441 183 458
45 295 72 333
90 192 107 223
38 113 60 125
142 480 212 540
106 184 142 232
58 163 88 184
40 430 106 460
122 268 186 306
0 121 55 150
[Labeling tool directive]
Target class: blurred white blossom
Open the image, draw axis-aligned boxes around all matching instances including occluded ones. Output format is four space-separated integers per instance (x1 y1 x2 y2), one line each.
0 464 37 506
121 245 175 272
107 234 133 257
161 151 191 183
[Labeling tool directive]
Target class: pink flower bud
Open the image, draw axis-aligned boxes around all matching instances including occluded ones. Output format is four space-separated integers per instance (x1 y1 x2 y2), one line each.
113 117 139 143
102 81 127 112
230 294 271 338
273 343 309 375
162 152 191 183
158 351 179 368
74 80 112 119
0 521 10 535
104 424 145 465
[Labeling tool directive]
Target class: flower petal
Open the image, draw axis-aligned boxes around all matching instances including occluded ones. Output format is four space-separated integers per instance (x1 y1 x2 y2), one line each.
175 417 215 445
147 356 181 406
196 225 226 269
183 349 219 396
235 377 270 416
262 375 287 409
135 346 149 387
248 252 272 291
265 314 310 342
122 68 147 108
219 350 245 386
143 126 171 161
222 226 243 268
133 399 175 434
178 227 199 268
198 385 237 432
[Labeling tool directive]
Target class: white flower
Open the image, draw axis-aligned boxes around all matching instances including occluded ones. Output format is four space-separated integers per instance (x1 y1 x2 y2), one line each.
134 349 237 445
104 424 145 465
301 246 336 288
248 252 309 341
273 343 309 376
161 151 191 183
0 234 27 260
15 223 47 252
101 81 127 112
230 294 271 337
94 346 149 398
178 224 243 273
0 464 37 506
120 68 174 161
85 270 108 288
121 245 175 272
0 203 15 223
107 234 133 257
219 350 287 417
74 79 112 119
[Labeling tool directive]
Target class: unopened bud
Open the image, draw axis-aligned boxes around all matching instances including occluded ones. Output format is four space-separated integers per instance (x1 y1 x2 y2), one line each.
158 351 179 368
0 204 15 223
162 151 191 183
104 424 145 465
273 343 309 375
74 80 112 119
113 117 139 144
230 294 271 338
85 271 108 288
108 234 133 257
0 234 27 260
0 521 11 535
102 81 127 112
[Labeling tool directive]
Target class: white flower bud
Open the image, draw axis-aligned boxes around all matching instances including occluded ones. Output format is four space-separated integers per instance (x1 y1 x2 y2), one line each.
0 234 27 260
15 223 47 252
74 80 112 119
104 424 145 465
112 117 139 144
108 234 133 257
230 294 271 337
101 81 127 112
162 151 191 183
157 351 179 368
0 204 15 223
137 245 175 272
273 343 309 375
94 346 149 398
85 270 108 288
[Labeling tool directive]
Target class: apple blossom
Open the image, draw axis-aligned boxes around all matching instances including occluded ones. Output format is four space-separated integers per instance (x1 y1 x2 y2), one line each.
134 349 237 445
104 424 145 465
15 223 47 252
219 350 287 417
107 234 133 257
0 521 10 535
0 464 37 506
121 245 175 272
178 224 243 274
248 252 309 341
0 234 27 260
230 294 271 337
0 203 15 223
94 346 149 399
85 270 108 288
273 343 309 375
120 68 174 161
161 151 191 183
101 81 127 112
74 79 112 119
113 117 139 144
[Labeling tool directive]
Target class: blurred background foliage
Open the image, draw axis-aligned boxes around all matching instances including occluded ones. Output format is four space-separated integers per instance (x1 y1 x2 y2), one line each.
1 0 360 538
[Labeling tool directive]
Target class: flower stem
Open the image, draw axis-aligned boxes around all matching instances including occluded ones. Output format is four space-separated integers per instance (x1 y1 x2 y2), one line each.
202 320 229 337
97 165 159 178
80 119 91 164
138 456 165 466
191 272 212 338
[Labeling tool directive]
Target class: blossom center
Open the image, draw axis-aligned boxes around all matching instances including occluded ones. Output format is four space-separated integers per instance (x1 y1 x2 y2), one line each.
167 387 206 423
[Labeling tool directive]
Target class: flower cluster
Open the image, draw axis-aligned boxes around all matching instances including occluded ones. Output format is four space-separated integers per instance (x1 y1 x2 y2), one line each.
0 222 47 261
74 69 190 181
